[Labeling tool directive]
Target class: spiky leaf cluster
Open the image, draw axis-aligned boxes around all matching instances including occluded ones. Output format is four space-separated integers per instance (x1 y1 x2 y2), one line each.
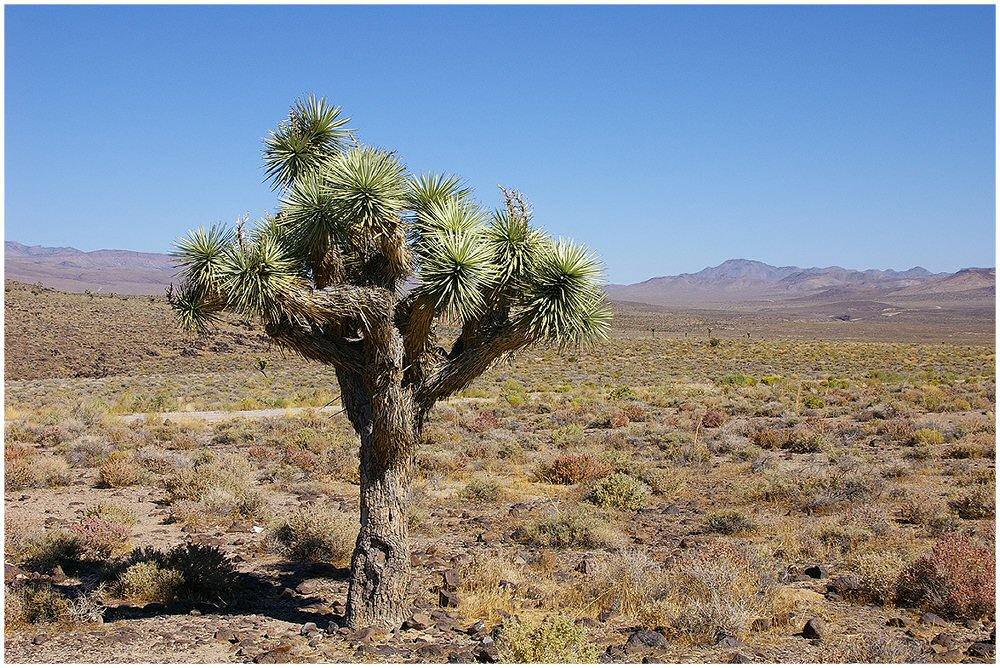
172 95 611 351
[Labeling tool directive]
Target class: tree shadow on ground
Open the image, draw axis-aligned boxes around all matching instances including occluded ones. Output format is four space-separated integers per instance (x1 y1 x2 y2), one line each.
102 560 351 628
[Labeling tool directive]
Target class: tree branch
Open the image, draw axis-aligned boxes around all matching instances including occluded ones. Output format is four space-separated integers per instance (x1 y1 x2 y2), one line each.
265 320 366 375
413 327 533 420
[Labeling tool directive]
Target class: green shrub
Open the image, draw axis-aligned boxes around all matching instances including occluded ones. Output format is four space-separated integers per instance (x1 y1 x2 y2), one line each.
586 473 649 511
20 530 82 571
115 561 184 603
496 616 599 663
719 373 756 387
949 485 995 520
515 509 618 548
8 583 71 624
913 428 945 446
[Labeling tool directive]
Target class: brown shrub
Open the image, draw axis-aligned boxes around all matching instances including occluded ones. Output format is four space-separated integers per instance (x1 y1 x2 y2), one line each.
896 533 994 621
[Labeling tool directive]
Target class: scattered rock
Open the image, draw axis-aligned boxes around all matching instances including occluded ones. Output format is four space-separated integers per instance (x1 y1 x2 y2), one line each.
254 645 292 664
920 612 947 627
439 589 461 608
931 632 959 649
886 617 907 628
404 613 432 631
441 569 461 590
416 642 442 658
295 581 320 595
626 629 668 648
804 565 828 579
801 618 827 640
968 642 995 658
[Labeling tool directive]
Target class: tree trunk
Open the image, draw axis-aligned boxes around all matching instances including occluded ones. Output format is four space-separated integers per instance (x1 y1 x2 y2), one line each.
340 330 416 630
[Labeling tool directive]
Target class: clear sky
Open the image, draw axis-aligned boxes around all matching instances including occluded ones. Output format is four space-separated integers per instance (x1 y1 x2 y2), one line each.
5 5 995 284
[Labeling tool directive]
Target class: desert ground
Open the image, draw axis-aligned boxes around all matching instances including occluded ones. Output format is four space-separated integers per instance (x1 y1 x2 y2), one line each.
4 282 996 663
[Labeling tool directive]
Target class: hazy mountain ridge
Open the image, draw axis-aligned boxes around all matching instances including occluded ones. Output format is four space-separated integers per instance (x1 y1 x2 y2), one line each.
5 241 177 295
4 242 995 309
606 258 993 307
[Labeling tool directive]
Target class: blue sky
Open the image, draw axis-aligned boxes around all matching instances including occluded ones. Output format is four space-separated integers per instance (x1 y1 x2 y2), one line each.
5 5 995 284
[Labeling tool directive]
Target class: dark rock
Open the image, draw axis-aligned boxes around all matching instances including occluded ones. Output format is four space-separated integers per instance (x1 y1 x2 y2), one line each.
300 622 318 636
626 629 668 648
416 642 442 658
932 632 959 649
254 645 292 663
448 651 475 663
886 617 907 628
467 620 487 637
325 621 340 634
295 581 320 595
308 637 321 647
404 613 432 631
829 574 861 595
921 612 947 627
441 568 462 590
4 562 24 583
439 588 461 608
802 618 827 640
804 565 828 579
968 642 995 658
576 557 599 574
280 588 297 599
476 642 500 663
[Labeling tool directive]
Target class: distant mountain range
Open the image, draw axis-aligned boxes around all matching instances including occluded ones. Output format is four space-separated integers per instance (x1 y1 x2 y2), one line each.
5 241 177 295
4 242 995 310
606 259 995 308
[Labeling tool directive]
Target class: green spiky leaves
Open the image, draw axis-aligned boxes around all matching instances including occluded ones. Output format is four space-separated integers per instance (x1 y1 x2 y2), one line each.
263 96 353 189
413 199 496 320
514 239 612 346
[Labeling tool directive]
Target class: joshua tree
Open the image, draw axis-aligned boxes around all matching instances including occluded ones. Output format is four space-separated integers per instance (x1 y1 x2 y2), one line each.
168 96 611 630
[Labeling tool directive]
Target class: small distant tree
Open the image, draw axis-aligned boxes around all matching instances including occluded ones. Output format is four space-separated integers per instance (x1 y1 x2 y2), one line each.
168 96 611 629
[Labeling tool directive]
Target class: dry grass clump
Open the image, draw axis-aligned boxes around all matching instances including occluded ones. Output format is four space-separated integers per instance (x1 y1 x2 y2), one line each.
4 582 71 627
949 484 995 520
114 543 237 604
83 502 138 528
585 473 649 510
515 508 620 549
703 509 755 535
848 549 908 604
18 529 82 571
579 550 670 623
163 451 269 527
114 561 185 603
98 450 147 487
458 552 523 621
5 449 73 491
896 533 995 621
820 632 929 663
460 476 505 501
269 506 357 564
659 542 778 641
495 615 599 663
538 453 611 484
